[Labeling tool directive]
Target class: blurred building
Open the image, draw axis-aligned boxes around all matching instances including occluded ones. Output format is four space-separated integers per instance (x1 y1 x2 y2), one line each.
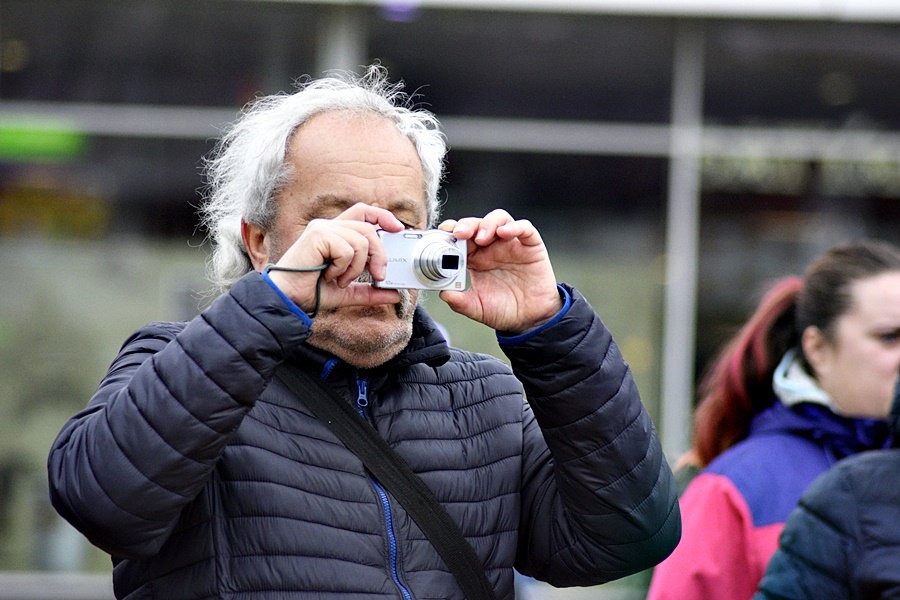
0 0 898 597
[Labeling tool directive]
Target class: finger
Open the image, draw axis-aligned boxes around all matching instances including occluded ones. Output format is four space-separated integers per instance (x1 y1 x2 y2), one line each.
365 228 389 281
336 202 406 232
301 219 385 284
325 220 391 282
318 235 357 284
447 216 482 241
313 278 403 314
482 208 515 224
437 219 458 232
478 209 515 242
339 220 392 281
437 220 469 251
331 281 403 308
338 238 373 288
451 210 516 245
497 218 543 247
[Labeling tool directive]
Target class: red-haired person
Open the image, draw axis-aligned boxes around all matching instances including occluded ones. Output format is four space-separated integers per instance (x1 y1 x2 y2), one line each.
648 240 900 600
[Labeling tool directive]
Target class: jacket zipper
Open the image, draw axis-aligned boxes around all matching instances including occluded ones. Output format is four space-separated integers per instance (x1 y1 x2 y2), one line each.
356 375 414 600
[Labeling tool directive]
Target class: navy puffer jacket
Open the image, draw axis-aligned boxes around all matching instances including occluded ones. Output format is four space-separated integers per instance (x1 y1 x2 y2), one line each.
48 272 680 599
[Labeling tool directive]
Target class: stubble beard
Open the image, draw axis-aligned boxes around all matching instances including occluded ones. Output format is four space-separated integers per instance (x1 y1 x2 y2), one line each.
307 271 419 369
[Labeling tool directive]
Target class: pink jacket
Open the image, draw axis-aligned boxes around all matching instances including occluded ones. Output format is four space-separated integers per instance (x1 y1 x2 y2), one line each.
647 401 891 600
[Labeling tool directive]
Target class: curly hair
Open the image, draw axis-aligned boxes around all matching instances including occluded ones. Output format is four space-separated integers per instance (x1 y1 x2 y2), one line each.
199 64 448 292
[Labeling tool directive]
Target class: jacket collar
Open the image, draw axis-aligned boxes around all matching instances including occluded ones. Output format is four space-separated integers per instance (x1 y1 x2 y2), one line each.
292 305 451 379
385 305 451 370
751 400 893 460
891 379 900 446
772 348 832 410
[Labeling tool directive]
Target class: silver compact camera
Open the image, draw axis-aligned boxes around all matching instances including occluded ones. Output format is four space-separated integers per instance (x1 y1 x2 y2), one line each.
374 229 468 290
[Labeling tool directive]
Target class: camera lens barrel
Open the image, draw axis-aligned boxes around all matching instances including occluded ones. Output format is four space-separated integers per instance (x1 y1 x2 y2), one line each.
415 241 463 282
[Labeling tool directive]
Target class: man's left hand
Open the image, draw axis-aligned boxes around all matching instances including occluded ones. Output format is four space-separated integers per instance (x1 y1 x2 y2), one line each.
438 209 562 334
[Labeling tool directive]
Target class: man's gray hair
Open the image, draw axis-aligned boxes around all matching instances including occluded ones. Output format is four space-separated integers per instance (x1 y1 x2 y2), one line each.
200 64 448 292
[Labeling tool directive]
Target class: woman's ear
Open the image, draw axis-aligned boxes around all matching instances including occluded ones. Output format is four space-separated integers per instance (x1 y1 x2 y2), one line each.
801 325 831 378
241 219 270 271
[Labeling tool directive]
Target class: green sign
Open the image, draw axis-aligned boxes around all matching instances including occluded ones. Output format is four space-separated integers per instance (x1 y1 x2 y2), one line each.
0 121 87 161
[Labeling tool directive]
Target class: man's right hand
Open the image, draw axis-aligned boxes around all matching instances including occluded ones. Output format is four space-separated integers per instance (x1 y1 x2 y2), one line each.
262 203 408 315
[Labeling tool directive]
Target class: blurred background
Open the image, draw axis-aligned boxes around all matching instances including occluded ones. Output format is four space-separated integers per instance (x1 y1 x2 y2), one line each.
0 0 898 598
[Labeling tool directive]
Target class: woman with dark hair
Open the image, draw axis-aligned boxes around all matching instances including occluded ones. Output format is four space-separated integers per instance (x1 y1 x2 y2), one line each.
648 240 900 600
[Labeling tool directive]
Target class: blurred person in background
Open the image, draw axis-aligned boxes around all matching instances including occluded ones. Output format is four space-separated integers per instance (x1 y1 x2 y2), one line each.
647 240 900 600
753 372 900 600
46 65 679 599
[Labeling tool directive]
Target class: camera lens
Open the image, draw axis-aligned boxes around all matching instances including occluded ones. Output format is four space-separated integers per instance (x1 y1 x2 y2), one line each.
441 255 460 270
416 240 463 283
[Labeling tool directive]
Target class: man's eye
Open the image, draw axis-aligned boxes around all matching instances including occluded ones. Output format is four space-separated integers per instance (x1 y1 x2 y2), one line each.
397 219 417 230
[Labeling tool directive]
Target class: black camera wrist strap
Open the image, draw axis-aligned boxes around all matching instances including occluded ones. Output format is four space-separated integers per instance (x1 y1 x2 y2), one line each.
276 365 497 600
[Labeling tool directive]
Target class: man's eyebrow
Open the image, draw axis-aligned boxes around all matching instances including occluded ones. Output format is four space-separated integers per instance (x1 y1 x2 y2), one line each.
307 195 426 222
388 198 427 219
307 195 354 214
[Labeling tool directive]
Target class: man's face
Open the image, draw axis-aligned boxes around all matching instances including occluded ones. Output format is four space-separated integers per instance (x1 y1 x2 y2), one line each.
268 110 429 368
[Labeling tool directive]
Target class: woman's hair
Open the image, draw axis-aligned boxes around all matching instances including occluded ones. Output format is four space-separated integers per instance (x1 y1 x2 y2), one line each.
199 64 448 292
692 239 900 467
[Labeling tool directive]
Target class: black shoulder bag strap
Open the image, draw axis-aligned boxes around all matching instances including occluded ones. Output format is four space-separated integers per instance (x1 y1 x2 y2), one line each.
276 365 497 600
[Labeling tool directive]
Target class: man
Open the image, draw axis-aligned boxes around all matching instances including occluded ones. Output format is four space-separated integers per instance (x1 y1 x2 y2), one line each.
48 65 680 599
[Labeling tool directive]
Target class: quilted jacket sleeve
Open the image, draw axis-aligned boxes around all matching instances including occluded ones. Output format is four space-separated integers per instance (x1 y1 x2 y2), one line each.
47 272 311 559
501 285 680 586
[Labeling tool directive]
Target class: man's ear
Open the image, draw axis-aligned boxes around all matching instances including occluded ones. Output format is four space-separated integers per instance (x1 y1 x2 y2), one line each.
241 218 270 272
